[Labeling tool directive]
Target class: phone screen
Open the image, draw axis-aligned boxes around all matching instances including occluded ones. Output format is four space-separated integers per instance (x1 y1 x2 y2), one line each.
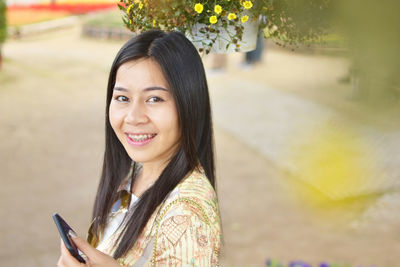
53 213 86 263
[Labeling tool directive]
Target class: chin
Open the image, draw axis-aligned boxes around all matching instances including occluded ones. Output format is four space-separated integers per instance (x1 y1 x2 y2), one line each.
126 153 148 164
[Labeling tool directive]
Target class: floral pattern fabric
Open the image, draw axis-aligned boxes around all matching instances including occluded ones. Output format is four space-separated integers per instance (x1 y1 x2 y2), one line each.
88 168 221 267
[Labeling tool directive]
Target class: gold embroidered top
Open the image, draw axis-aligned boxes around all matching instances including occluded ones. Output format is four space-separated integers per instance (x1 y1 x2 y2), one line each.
88 168 221 267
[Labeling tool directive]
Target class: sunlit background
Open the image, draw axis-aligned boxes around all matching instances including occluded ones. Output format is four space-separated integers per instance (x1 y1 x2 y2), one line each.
1 0 399 266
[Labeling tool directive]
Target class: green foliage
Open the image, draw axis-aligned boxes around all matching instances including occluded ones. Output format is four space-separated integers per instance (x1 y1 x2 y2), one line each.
0 0 6 44
334 0 400 104
259 0 333 47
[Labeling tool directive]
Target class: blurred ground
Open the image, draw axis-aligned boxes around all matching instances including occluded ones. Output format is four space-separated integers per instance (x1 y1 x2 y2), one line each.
1 23 400 267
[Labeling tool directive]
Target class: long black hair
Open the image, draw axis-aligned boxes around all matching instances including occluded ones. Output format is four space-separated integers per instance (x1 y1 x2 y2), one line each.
91 30 215 258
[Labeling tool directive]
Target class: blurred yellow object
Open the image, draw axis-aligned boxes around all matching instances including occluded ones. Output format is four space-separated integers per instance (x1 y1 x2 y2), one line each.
7 10 69 26
293 122 380 202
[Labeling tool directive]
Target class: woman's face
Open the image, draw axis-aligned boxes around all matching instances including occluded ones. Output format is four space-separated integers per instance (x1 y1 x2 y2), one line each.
109 58 180 167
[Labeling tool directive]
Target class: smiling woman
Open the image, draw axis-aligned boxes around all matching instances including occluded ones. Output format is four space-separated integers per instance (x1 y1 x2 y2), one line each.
56 30 221 267
109 59 181 177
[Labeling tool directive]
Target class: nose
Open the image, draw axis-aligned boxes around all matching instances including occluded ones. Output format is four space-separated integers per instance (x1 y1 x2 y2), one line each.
124 100 148 125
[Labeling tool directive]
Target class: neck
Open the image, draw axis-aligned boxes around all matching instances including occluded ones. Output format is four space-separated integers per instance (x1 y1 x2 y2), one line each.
132 162 168 193
141 163 164 183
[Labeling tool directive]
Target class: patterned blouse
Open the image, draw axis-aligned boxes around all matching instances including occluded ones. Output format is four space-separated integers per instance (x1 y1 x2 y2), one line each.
87 167 221 267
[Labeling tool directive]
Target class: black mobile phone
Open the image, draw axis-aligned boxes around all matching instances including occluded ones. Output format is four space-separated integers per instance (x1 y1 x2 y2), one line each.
52 213 86 263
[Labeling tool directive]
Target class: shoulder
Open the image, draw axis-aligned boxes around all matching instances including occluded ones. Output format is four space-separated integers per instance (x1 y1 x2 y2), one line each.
162 167 221 231
178 167 217 202
166 168 219 226
151 168 221 265
158 167 221 242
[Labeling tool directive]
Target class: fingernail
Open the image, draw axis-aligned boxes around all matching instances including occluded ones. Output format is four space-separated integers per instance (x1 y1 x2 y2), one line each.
68 229 77 238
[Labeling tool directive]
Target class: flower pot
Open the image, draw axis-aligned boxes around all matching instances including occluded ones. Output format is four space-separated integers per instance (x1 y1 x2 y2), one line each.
186 19 259 53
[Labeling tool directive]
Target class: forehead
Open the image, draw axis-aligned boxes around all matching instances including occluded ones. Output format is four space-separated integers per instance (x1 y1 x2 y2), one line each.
115 58 169 90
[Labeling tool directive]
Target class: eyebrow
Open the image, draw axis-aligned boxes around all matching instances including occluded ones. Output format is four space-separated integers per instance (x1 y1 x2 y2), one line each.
113 86 168 92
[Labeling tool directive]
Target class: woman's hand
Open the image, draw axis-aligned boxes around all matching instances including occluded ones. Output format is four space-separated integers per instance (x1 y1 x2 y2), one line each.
57 232 121 267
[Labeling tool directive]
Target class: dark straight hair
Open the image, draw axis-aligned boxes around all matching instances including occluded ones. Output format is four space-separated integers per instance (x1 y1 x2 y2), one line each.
91 30 215 258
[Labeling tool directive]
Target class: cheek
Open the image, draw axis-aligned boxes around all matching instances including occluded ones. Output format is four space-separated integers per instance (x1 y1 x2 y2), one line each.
172 114 180 137
153 107 179 137
167 109 180 138
108 105 123 133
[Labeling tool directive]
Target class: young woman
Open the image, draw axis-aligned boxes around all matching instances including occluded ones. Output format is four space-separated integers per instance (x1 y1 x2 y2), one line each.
57 30 221 266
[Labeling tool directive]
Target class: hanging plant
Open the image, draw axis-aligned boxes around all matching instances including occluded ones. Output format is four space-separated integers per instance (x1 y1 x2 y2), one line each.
118 0 332 52
119 0 262 53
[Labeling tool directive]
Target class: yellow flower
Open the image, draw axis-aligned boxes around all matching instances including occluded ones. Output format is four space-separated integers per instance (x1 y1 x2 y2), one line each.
243 1 253 9
126 4 133 14
194 3 204 14
227 12 237 20
153 19 156 27
138 2 143 9
241 15 249 23
209 15 218 24
214 4 222 14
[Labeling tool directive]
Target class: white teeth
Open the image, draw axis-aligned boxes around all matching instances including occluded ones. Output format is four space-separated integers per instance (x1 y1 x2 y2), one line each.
128 134 155 142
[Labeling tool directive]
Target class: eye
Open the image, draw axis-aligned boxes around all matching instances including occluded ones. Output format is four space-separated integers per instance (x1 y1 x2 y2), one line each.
114 95 129 102
147 96 164 103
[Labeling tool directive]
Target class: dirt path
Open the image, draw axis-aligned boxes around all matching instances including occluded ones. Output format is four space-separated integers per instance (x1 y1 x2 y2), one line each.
1 25 399 267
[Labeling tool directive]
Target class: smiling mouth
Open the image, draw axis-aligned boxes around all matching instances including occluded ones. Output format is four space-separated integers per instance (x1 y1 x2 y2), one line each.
126 133 157 142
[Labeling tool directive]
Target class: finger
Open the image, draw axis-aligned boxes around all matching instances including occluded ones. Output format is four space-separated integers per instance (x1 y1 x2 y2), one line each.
57 256 65 267
60 238 84 266
60 239 69 257
68 231 97 259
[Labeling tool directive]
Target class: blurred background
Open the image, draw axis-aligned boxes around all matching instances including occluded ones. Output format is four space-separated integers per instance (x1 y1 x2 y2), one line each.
1 0 400 266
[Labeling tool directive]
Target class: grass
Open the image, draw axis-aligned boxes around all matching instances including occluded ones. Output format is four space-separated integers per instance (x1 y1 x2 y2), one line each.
84 9 125 28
